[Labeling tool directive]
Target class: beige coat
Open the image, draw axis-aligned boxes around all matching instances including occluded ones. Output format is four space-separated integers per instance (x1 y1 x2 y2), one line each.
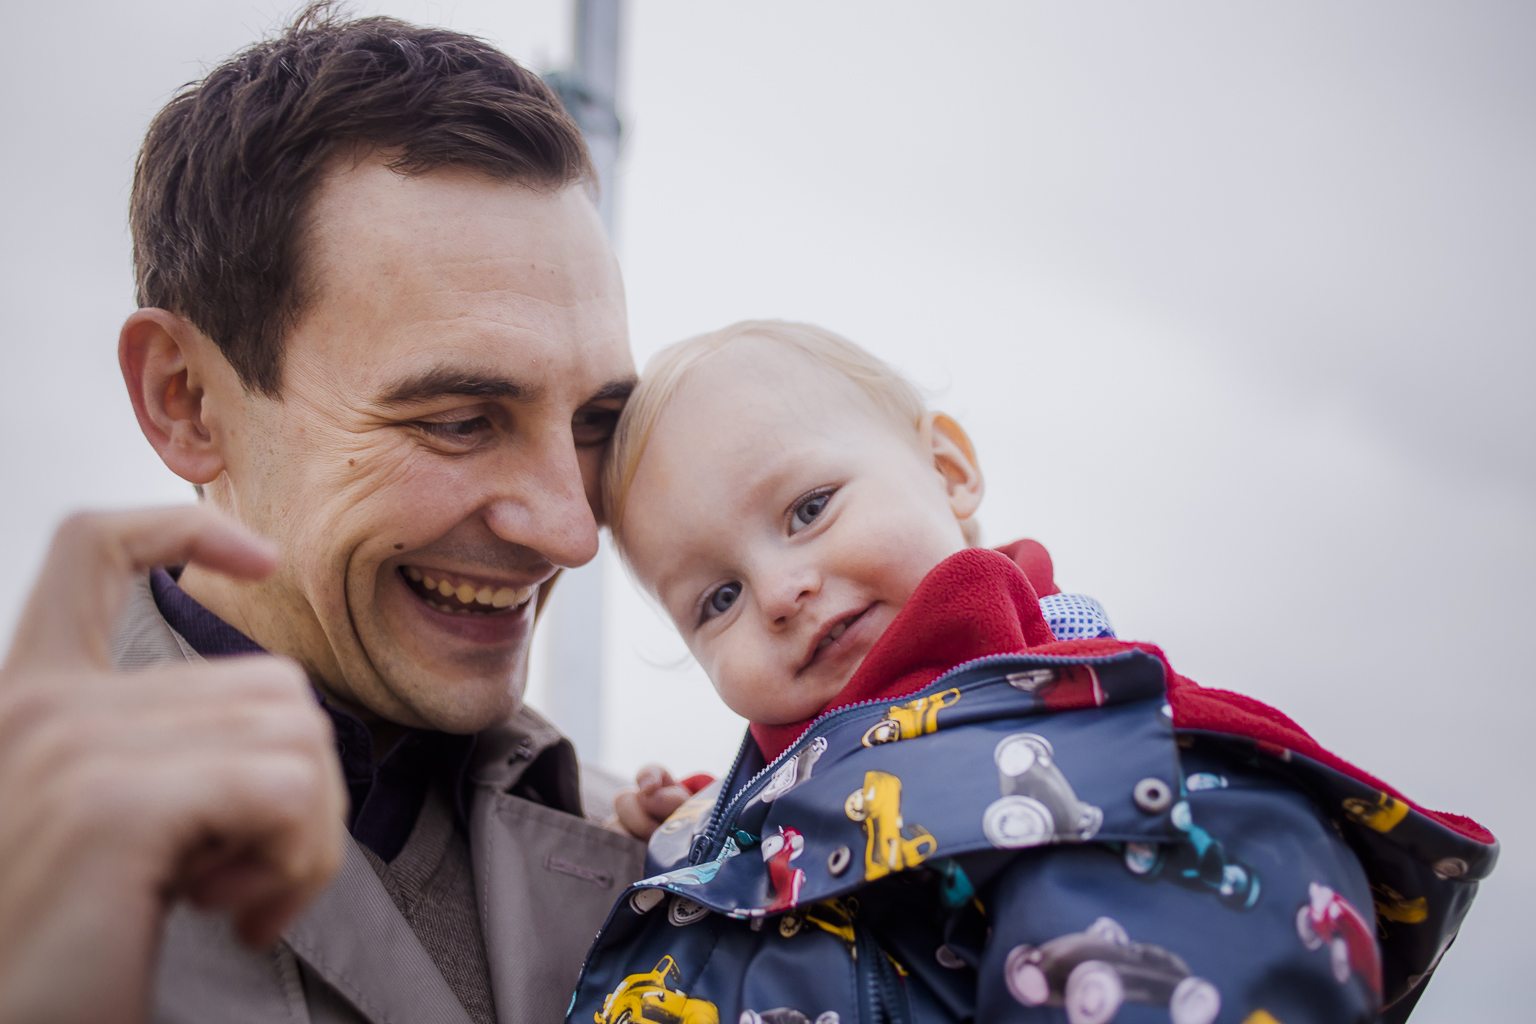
110 575 645 1024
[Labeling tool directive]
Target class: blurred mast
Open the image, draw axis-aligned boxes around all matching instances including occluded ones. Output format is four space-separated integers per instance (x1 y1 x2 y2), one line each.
541 0 622 760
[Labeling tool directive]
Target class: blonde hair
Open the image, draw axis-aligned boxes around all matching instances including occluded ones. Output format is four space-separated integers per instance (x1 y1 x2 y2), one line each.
603 319 980 547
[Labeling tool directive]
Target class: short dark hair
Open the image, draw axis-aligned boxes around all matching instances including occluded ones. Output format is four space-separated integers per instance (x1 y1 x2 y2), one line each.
130 2 592 396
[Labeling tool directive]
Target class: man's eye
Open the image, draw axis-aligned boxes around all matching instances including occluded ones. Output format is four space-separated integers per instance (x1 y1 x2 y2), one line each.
789 489 835 533
572 406 621 446
702 582 742 622
419 416 491 443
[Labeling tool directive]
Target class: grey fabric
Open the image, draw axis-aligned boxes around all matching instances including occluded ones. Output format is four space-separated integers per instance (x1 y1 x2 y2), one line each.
110 572 202 670
111 573 646 1024
150 906 311 1024
361 786 496 1024
285 843 474 1024
475 793 644 1024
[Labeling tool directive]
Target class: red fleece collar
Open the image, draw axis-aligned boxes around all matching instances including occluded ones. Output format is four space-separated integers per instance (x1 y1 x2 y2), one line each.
749 542 1057 762
746 540 1493 846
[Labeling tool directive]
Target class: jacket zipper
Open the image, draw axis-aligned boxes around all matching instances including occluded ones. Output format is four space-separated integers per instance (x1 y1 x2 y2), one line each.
564 649 1142 1024
854 922 908 1024
690 649 1141 865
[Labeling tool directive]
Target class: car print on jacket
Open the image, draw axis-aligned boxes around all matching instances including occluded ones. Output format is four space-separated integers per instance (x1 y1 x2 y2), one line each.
595 956 720 1024
1005 665 1105 711
1295 882 1383 996
1121 799 1260 910
982 732 1104 849
861 689 961 746
1003 917 1220 1024
844 771 938 880
738 1010 840 1024
748 737 829 809
1340 791 1409 834
761 826 806 913
1372 882 1428 925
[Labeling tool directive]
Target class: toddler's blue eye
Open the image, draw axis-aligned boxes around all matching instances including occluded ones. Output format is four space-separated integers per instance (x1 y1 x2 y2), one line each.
795 494 829 527
707 582 742 617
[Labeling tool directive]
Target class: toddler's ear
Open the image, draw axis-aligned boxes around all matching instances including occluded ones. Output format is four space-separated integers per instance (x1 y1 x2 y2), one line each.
921 412 984 527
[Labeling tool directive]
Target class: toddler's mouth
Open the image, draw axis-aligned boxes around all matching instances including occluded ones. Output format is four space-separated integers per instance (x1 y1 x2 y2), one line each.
804 605 874 671
816 613 859 652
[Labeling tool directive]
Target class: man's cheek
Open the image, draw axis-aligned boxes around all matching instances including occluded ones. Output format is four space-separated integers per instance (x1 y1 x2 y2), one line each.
578 446 604 518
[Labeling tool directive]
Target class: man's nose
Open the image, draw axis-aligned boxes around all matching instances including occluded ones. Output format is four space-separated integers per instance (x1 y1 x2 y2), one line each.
481 429 600 569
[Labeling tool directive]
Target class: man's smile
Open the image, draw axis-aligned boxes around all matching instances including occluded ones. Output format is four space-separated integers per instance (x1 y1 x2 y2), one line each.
399 565 539 615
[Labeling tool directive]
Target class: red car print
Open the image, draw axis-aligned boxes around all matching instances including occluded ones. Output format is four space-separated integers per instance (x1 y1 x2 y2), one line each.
1006 665 1105 711
761 827 806 913
1294 882 1383 996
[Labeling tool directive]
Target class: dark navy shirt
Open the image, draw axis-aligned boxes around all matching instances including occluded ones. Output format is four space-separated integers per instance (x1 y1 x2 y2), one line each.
149 568 475 862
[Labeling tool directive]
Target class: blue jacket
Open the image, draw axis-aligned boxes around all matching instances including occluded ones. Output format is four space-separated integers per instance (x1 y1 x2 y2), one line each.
566 552 1494 1024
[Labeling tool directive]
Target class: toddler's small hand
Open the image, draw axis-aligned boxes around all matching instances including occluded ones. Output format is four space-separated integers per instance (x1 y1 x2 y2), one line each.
613 764 692 841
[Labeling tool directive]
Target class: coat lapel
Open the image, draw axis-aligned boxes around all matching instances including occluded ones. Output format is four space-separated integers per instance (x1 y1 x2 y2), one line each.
470 711 645 1024
284 840 474 1024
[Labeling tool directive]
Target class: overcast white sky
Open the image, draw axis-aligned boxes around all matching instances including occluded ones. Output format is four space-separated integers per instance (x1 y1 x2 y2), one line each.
2 1 1531 1017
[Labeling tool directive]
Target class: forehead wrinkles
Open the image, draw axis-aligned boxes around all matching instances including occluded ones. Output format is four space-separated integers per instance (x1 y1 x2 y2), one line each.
302 162 615 331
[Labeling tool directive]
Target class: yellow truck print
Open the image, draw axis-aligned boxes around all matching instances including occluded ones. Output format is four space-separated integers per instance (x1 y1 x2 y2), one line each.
844 770 938 880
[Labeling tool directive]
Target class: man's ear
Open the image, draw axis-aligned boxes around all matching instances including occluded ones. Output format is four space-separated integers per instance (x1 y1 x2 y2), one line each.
118 308 229 486
920 411 984 524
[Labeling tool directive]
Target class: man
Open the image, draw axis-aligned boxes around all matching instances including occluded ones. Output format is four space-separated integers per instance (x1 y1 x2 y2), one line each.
0 8 653 1024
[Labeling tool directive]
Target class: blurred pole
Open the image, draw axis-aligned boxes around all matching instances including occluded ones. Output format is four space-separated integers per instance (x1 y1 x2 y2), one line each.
541 0 622 760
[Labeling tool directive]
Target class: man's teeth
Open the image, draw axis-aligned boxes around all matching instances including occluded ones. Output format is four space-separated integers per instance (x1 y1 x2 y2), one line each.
402 566 534 613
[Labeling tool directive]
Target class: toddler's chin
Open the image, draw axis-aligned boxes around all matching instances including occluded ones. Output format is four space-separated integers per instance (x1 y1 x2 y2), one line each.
784 675 857 724
728 666 860 726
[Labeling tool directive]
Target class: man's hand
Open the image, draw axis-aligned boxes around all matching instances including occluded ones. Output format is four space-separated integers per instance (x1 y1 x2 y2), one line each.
613 765 693 842
0 508 346 1024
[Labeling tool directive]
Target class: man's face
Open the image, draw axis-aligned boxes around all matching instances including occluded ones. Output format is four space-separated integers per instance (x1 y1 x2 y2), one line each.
216 157 633 733
620 342 970 725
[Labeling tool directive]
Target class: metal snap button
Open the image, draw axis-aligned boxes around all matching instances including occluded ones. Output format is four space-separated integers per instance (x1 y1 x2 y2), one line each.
779 914 803 938
1133 777 1173 814
934 944 965 969
668 896 710 927
827 844 852 876
628 888 665 914
1433 857 1468 880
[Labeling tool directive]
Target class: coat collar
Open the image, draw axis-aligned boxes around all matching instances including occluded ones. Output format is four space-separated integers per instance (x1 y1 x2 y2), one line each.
116 571 623 1024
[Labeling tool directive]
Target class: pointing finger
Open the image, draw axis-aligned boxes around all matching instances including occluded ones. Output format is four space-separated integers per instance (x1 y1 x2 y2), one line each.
2 507 278 677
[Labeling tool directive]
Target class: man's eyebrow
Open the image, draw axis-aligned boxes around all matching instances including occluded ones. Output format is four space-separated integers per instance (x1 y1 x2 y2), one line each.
587 377 638 403
376 369 540 407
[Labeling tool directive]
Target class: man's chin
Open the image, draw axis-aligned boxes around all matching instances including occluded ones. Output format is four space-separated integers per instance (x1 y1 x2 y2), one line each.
359 637 531 736
372 672 524 735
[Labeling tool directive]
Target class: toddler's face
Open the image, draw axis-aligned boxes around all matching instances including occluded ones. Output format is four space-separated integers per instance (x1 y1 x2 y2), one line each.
620 342 980 725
